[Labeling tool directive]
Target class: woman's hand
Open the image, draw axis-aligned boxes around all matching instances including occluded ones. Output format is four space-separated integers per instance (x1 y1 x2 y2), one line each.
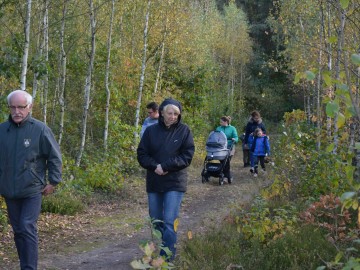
155 164 168 175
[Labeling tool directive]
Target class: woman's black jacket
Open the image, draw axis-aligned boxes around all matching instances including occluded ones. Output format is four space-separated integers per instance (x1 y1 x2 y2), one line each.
137 117 195 193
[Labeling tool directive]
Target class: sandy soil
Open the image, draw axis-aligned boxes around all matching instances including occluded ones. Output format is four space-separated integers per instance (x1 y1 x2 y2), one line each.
0 151 271 270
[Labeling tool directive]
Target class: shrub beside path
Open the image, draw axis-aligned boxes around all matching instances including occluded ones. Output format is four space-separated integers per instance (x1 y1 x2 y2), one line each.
1 151 271 270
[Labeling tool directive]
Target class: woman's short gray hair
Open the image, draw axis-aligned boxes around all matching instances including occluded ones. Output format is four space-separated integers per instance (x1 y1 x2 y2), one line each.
7 90 33 105
162 104 180 114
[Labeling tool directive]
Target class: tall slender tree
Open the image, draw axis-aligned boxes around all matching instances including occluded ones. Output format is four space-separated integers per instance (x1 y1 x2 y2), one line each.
76 0 96 167
57 0 68 145
20 0 32 90
134 0 151 141
104 0 115 151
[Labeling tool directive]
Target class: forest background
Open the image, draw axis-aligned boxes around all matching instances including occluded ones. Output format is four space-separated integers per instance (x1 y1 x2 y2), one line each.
1 0 360 268
0 0 301 198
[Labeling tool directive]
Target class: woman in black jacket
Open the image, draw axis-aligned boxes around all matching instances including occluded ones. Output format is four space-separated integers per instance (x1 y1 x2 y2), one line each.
137 98 195 260
244 110 266 148
244 110 266 173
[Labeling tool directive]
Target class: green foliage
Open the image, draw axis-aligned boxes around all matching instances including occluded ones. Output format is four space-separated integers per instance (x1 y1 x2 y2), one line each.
41 185 85 215
71 159 125 192
249 225 337 270
131 218 175 269
0 197 8 232
263 110 352 201
351 54 360 65
179 225 244 270
179 222 336 270
233 196 299 243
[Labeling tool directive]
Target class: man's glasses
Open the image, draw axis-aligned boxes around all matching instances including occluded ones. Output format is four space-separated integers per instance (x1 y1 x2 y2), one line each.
147 110 154 114
9 105 29 110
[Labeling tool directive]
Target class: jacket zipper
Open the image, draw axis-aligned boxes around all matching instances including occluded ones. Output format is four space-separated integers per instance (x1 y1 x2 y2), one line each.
12 126 19 197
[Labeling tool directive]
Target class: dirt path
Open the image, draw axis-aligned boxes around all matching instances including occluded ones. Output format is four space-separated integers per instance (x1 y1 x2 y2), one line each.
1 152 271 270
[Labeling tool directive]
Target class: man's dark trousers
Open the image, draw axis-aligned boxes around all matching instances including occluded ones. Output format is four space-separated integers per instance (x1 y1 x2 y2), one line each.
5 193 42 270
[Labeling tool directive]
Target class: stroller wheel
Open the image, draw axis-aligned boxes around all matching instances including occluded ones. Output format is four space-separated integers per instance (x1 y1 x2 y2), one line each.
202 176 207 184
219 177 224 186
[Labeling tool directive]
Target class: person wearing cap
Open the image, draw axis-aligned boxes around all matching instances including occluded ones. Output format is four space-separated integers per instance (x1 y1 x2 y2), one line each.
137 98 195 261
0 90 62 270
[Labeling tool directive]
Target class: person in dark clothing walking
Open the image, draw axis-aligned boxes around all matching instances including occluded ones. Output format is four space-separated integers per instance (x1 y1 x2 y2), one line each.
244 110 266 174
244 110 266 147
0 90 62 270
240 126 250 167
137 98 195 261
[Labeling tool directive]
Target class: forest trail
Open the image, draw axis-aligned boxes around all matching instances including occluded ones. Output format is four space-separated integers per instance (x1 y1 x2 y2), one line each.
1 151 272 270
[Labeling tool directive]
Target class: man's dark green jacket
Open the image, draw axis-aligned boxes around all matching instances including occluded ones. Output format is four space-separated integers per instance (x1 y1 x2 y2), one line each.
0 115 62 199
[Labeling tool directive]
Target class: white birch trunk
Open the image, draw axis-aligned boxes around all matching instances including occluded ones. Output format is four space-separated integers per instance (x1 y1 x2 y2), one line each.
32 9 43 100
104 0 115 151
42 1 49 124
76 0 96 166
154 10 169 94
154 29 167 93
20 0 32 90
134 0 151 141
58 0 68 145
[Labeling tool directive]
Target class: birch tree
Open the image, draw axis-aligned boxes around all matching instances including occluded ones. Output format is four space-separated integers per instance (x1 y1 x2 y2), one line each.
76 0 96 166
331 1 347 154
134 0 151 141
41 0 49 124
58 0 68 145
104 0 115 151
20 0 32 90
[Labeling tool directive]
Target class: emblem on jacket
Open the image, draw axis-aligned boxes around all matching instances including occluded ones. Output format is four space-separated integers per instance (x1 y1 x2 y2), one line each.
24 139 31 148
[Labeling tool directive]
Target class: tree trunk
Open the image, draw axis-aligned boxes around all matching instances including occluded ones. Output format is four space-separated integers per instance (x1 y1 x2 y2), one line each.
134 0 151 142
326 1 333 138
154 3 171 94
58 0 68 146
130 3 137 59
154 28 167 93
42 0 49 124
20 0 32 90
104 0 115 151
316 6 324 151
76 0 96 166
32 6 43 100
332 3 346 154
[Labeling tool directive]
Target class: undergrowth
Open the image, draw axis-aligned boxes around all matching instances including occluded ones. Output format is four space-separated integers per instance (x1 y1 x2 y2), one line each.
179 110 360 269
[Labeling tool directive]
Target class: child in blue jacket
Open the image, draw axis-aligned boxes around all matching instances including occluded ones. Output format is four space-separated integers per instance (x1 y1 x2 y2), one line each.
250 128 270 177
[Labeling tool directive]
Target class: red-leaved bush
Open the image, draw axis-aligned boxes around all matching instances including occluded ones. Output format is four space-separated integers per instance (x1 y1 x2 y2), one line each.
299 194 358 243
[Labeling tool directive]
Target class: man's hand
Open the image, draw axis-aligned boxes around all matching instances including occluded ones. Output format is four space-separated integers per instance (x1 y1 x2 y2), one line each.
42 184 55 196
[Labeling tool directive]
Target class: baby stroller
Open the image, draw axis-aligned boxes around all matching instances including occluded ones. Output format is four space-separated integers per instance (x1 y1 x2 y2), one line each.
201 130 233 185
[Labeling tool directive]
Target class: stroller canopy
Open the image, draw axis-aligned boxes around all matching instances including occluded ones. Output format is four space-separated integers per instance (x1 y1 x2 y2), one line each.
206 130 228 152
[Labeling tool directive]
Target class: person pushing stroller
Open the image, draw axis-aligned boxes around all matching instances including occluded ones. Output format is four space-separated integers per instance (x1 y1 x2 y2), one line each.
215 116 238 183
